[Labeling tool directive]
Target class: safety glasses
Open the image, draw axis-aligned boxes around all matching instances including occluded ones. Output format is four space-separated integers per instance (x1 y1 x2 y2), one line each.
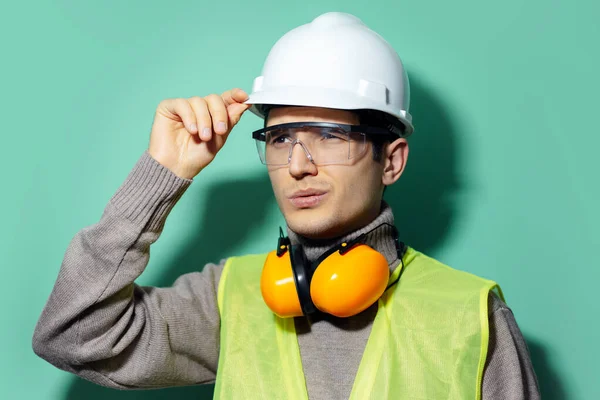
251 122 392 166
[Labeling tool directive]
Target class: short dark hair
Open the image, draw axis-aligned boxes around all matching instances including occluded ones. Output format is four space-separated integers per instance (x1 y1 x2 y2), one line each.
354 109 399 162
262 105 402 163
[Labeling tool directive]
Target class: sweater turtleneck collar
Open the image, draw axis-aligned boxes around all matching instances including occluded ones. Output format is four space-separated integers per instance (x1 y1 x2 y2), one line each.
286 201 403 273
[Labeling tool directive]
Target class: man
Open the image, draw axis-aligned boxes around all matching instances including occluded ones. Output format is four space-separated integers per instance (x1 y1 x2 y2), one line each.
33 12 539 399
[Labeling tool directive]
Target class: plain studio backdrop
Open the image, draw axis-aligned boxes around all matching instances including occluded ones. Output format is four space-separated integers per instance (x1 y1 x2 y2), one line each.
1 0 597 399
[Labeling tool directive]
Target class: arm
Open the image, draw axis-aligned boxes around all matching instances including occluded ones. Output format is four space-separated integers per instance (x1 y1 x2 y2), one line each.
32 150 224 389
482 292 541 399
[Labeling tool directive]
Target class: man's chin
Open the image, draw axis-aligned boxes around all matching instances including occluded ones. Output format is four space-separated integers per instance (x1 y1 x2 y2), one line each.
285 211 318 230
284 211 342 239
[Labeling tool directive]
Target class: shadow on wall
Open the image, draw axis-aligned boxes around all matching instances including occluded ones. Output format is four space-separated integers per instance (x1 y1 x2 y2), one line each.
386 72 565 398
527 337 568 400
384 71 459 255
64 73 564 398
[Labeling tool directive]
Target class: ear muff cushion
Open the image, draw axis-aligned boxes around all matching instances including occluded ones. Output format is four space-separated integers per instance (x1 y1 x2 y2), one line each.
261 250 303 317
310 244 388 317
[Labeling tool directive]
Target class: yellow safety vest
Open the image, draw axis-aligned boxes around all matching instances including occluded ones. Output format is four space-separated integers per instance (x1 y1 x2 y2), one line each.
215 247 502 399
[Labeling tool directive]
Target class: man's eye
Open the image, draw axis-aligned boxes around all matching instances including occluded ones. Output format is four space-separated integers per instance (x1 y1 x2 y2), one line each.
269 134 291 145
320 130 347 141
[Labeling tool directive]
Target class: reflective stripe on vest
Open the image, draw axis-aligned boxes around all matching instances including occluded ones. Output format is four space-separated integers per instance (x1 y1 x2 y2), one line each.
214 247 502 399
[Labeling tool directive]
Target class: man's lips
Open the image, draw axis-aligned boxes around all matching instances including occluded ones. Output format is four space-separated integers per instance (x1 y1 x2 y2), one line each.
287 189 328 208
288 189 327 199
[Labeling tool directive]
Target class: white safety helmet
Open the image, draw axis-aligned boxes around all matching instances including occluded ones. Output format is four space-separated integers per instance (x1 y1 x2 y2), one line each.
245 12 414 137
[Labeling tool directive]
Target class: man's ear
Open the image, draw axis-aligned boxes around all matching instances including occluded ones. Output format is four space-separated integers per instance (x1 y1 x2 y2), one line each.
382 137 409 186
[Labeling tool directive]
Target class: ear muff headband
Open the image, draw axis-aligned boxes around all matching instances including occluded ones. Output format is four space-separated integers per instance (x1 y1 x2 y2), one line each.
289 244 316 316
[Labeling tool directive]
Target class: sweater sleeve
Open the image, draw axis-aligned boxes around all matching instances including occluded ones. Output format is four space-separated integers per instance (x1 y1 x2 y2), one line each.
32 150 225 389
482 292 541 399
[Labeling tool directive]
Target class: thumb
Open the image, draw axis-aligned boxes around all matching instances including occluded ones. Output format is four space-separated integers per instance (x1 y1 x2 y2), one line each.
227 102 252 126
222 88 249 107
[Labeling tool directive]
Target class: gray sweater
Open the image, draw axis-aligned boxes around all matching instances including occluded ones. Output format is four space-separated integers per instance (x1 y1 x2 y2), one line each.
32 150 540 399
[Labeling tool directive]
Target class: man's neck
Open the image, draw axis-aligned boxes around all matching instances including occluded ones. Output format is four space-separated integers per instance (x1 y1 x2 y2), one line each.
286 201 402 273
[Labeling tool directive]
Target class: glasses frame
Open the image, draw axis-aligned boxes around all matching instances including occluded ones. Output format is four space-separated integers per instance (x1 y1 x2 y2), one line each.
251 121 395 166
251 121 393 141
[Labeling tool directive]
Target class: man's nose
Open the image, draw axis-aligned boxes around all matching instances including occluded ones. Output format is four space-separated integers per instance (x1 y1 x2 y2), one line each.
288 141 318 178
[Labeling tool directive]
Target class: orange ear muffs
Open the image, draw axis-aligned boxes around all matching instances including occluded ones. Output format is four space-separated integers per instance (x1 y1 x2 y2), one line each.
260 225 406 319
260 248 304 318
261 242 387 318
310 243 388 317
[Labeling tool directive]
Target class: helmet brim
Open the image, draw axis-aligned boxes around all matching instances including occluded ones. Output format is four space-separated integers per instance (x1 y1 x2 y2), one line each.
244 86 414 136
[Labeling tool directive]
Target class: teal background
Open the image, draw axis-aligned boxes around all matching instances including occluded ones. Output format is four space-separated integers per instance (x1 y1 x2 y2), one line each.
1 0 598 398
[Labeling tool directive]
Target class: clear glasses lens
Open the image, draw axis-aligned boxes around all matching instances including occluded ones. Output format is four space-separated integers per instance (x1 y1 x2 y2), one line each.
255 126 366 165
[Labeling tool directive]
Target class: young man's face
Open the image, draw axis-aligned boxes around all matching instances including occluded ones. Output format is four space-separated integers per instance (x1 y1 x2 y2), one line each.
266 106 387 239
